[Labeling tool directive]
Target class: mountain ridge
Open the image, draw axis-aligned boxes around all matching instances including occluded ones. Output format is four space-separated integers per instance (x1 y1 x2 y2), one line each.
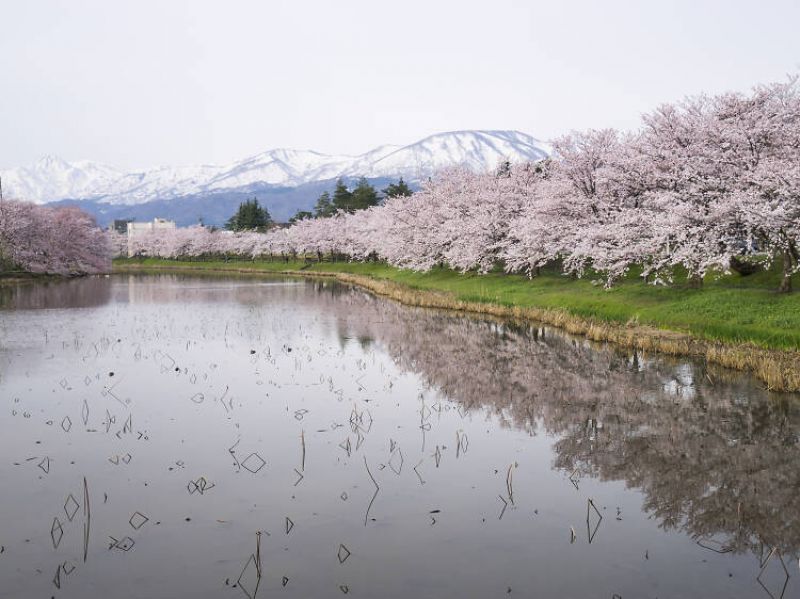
1 130 550 206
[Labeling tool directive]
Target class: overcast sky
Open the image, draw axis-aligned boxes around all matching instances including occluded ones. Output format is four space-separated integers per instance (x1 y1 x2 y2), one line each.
1 0 798 169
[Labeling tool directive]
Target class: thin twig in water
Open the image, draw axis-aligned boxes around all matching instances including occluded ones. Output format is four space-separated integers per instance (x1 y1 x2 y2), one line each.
255 531 262 578
300 430 306 472
363 456 380 526
586 498 603 543
498 495 508 520
413 459 425 485
83 477 90 563
363 455 379 490
506 464 515 505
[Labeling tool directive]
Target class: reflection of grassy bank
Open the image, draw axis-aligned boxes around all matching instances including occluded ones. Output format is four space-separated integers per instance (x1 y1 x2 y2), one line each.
113 257 800 392
0 271 57 285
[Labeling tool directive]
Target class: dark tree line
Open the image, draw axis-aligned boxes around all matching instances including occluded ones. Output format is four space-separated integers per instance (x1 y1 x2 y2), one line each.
289 177 412 224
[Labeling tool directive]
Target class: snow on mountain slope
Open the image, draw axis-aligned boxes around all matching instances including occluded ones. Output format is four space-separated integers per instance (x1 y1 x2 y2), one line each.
203 148 354 192
99 164 226 203
0 130 550 205
355 130 550 180
0 155 123 203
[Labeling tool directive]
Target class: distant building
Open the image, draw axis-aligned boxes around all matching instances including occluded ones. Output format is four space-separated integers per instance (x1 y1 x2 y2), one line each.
127 218 176 235
127 218 176 257
111 219 133 234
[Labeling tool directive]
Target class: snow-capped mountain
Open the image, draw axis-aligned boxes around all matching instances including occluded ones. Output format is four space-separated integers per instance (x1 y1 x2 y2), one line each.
1 130 550 205
355 130 550 181
0 155 123 203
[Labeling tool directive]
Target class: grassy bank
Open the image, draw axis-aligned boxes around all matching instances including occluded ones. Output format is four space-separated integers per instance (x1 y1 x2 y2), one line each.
113 257 800 392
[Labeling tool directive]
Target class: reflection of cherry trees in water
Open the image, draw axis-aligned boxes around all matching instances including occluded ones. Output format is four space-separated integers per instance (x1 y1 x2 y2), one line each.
0 276 112 310
552 391 800 558
9 273 793 565
311 280 800 559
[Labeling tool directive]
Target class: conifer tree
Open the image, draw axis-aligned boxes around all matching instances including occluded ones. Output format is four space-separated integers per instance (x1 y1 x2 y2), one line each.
350 177 380 211
382 177 413 199
225 198 271 232
331 178 354 213
288 210 313 224
313 191 335 218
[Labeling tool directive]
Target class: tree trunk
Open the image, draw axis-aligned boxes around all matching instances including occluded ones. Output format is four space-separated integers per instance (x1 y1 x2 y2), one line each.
779 247 794 293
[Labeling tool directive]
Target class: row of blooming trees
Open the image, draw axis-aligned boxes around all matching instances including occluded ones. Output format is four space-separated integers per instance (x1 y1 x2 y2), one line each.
0 200 110 275
117 77 800 291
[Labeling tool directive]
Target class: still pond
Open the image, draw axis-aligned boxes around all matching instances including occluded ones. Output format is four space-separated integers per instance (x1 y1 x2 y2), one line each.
0 274 798 598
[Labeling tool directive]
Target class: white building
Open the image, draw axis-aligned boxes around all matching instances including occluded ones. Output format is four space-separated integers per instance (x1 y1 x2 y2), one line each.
127 218 176 256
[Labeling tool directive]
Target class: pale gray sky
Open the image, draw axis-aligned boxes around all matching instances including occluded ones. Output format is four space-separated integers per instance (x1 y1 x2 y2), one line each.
1 0 798 169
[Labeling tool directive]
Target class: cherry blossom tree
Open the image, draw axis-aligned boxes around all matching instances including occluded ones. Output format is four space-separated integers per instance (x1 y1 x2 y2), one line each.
0 200 110 275
88 75 800 292
712 78 800 291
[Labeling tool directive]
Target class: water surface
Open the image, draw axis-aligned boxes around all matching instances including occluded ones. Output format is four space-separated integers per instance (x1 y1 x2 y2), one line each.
1 274 798 598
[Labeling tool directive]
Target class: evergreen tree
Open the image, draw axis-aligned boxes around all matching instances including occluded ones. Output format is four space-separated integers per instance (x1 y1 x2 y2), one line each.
313 191 335 218
350 177 379 211
225 198 271 232
382 177 413 199
288 210 314 224
331 178 354 213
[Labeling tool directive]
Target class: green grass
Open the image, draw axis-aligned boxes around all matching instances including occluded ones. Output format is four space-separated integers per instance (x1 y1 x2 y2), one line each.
113 257 800 351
